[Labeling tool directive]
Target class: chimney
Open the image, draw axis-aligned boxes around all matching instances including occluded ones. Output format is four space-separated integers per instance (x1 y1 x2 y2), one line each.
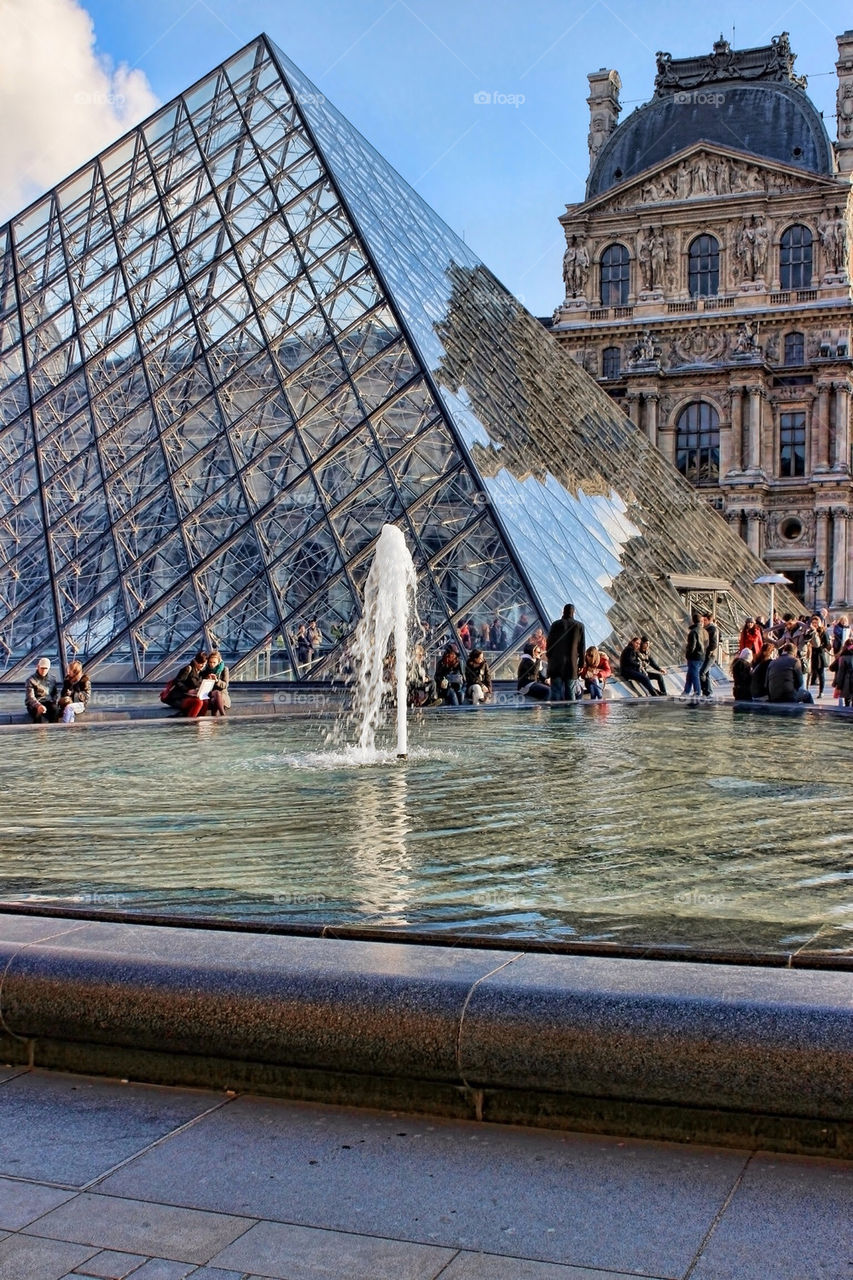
586 68 621 170
835 30 853 175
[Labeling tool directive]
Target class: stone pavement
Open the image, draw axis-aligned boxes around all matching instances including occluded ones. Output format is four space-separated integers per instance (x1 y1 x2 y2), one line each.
0 1068 850 1280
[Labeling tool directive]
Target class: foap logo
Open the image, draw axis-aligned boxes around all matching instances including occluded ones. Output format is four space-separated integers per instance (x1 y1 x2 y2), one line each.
474 90 525 108
74 90 126 108
295 91 326 108
674 90 725 107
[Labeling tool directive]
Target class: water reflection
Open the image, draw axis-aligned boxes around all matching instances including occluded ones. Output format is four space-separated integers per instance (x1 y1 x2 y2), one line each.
349 768 411 922
0 707 850 954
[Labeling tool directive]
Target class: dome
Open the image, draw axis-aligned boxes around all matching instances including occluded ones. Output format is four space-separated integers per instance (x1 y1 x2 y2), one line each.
587 36 835 198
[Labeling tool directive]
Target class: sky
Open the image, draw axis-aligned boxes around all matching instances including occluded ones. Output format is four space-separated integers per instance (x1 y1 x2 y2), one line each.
0 0 844 314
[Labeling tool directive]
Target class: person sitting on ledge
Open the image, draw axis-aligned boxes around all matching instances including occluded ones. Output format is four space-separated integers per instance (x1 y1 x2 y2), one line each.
730 648 753 702
408 643 437 706
465 648 492 705
638 635 668 696
204 649 230 717
619 636 662 696
25 657 60 723
58 660 91 723
435 645 464 706
767 643 813 704
579 645 611 699
165 650 210 717
517 642 551 700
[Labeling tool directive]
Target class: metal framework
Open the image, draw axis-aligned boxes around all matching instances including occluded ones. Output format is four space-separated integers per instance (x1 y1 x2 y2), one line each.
0 36 790 681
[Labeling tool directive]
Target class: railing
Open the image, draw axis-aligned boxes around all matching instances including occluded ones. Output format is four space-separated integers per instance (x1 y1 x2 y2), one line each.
703 296 735 310
613 305 634 318
589 308 609 320
796 289 818 302
668 301 691 313
770 292 791 305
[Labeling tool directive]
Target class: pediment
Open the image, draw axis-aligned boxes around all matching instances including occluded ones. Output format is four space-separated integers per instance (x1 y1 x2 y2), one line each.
567 143 842 219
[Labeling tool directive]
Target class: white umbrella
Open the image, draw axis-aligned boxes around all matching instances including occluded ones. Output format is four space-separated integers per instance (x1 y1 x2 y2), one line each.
753 573 793 626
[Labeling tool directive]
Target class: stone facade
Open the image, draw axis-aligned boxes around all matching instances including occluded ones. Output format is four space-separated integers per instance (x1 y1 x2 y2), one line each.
552 33 853 609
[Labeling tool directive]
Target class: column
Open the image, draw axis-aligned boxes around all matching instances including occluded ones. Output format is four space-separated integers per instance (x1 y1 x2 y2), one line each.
833 382 850 472
745 510 763 557
813 384 831 471
644 393 659 448
815 508 831 605
728 386 743 472
748 387 763 471
624 391 640 429
830 509 850 607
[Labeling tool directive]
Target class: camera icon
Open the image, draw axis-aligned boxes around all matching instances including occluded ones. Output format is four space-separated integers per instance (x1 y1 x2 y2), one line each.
674 91 689 105
473 91 491 105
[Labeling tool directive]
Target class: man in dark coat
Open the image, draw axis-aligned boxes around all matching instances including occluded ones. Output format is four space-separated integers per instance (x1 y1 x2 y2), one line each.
546 603 585 701
699 611 719 697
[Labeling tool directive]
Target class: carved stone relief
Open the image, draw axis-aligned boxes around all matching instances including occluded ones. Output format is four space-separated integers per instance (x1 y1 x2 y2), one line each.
601 151 818 211
672 327 726 363
765 510 815 548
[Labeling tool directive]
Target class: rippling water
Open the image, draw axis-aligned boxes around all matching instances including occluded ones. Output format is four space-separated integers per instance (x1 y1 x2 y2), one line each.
1 704 851 954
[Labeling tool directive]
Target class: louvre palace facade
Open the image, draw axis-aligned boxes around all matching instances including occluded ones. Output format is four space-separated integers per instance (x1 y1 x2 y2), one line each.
552 32 853 609
0 37 796 682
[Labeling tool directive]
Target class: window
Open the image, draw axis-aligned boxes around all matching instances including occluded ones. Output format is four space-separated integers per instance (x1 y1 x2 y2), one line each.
783 332 804 365
600 244 630 305
780 226 812 290
676 402 719 485
601 346 621 378
779 411 806 476
688 234 719 297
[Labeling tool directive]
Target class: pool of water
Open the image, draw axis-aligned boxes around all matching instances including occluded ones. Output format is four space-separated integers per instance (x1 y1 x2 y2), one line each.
1 704 851 956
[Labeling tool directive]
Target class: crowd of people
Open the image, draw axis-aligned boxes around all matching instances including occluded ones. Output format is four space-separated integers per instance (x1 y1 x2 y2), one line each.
729 611 853 706
19 606 853 724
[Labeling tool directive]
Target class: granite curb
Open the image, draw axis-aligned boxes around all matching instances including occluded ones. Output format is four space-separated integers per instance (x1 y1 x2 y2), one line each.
0 915 850 1156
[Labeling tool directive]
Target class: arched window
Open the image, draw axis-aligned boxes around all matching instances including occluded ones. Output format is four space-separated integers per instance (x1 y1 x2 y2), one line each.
688 235 719 297
783 331 805 365
601 346 621 378
780 225 813 289
676 402 719 485
600 244 630 306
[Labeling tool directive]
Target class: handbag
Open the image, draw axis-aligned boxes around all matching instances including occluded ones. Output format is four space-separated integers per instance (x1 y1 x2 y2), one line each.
159 679 175 704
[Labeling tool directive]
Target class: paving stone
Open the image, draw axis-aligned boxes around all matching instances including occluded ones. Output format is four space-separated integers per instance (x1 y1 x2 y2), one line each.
99 1096 746 1275
24 1193 253 1264
210 1220 456 1279
0 1233 97 1280
0 1072 219 1186
0 1176 77 1229
73 1248 149 1277
690 1152 853 1279
188 1269 256 1279
439 1254 661 1279
119 1262 195 1280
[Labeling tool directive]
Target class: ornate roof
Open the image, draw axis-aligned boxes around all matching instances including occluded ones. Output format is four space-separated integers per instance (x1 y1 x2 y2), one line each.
587 34 834 199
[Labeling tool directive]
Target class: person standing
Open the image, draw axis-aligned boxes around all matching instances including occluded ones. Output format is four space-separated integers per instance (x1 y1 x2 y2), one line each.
833 638 853 706
699 611 719 697
682 613 704 697
25 657 60 723
546 603 585 701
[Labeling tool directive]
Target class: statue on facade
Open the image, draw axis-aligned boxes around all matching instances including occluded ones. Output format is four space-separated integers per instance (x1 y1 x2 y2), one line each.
562 235 590 297
735 215 769 280
733 319 759 354
818 208 848 274
629 330 659 364
638 226 668 291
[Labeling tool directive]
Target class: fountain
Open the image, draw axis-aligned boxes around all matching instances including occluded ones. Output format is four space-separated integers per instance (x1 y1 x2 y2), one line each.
349 524 418 759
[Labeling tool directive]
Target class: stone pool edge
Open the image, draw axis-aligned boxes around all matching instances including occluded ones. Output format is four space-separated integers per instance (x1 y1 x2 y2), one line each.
0 913 850 1158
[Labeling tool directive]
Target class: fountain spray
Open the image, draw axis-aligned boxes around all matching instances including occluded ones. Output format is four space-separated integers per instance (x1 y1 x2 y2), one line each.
349 524 418 759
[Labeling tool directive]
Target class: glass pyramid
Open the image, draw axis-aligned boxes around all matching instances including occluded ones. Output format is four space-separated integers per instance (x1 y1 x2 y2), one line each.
0 36 786 682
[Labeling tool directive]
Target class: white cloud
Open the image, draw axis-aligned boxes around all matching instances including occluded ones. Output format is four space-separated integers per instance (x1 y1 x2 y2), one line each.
0 0 159 222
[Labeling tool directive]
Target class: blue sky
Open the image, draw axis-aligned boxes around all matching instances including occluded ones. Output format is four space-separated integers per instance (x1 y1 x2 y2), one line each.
8 0 845 314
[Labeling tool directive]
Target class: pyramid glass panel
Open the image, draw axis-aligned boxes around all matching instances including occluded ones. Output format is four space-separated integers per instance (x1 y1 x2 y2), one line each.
0 35 798 681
